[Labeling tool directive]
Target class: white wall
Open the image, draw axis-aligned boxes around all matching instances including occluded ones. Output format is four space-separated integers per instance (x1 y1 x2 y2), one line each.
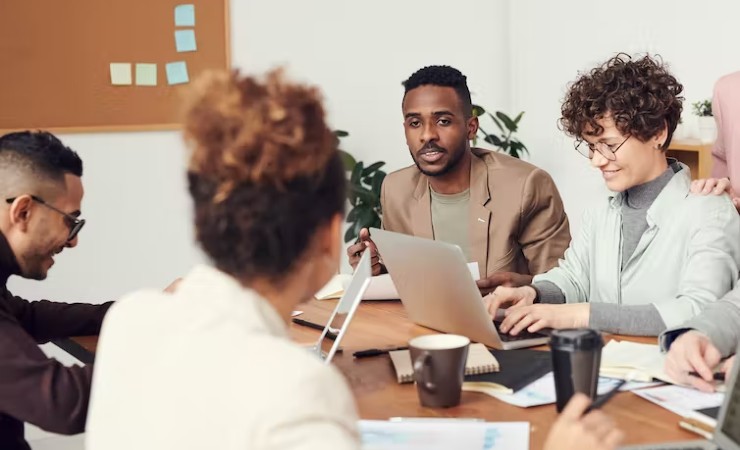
8 0 510 301
509 0 740 230
11 0 740 302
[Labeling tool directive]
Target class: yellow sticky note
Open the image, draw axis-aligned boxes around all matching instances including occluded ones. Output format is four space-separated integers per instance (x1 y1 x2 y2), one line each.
135 63 157 86
110 63 132 85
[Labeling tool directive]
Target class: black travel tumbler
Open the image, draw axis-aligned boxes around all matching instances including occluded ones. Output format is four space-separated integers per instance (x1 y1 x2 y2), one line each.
550 328 603 412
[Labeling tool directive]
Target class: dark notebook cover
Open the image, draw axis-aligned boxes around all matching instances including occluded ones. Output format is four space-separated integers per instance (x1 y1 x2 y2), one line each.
464 348 552 392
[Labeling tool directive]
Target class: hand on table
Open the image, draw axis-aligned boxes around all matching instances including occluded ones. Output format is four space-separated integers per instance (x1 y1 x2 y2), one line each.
665 330 726 392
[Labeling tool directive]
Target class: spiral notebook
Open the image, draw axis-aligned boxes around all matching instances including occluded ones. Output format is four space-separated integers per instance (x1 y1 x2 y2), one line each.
389 343 499 384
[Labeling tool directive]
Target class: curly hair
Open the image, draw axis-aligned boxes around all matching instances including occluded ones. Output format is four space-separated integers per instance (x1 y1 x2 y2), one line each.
402 65 472 118
183 69 345 281
560 54 684 150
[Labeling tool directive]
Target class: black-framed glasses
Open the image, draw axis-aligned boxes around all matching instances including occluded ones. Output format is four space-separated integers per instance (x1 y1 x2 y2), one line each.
5 195 85 242
574 135 631 161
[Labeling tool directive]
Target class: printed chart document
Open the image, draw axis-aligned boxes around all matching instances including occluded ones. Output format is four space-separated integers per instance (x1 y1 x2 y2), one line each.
317 262 480 301
634 385 724 427
359 420 528 450
468 372 662 408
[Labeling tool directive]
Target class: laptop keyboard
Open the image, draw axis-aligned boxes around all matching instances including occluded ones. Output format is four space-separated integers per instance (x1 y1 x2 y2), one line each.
494 321 548 342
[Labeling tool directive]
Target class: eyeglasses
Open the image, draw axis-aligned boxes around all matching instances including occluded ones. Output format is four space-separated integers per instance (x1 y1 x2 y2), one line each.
574 135 631 161
5 195 85 242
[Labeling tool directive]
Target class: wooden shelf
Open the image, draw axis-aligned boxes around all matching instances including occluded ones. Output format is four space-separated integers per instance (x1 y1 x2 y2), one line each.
666 139 713 180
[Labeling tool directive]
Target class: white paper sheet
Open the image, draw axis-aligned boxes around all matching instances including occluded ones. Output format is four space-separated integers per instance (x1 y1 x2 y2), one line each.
359 420 528 450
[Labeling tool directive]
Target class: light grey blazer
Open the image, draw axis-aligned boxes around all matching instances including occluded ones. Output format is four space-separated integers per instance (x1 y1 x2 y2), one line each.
534 164 740 330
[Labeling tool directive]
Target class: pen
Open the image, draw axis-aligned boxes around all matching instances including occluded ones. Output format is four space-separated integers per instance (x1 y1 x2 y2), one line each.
353 346 409 358
291 318 337 341
389 417 484 422
587 379 626 412
689 371 726 382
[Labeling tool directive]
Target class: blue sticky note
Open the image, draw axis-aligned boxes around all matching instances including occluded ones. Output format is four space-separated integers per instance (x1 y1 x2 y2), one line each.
174 4 195 26
175 29 197 52
166 62 189 85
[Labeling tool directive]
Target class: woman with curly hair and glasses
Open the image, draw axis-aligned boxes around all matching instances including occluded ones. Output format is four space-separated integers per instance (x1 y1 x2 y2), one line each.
485 54 740 337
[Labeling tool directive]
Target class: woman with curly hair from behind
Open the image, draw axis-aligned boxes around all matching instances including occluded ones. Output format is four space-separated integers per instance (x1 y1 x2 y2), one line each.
485 54 740 337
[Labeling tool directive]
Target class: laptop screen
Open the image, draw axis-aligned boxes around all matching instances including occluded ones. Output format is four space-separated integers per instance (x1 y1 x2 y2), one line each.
316 249 372 364
720 361 740 447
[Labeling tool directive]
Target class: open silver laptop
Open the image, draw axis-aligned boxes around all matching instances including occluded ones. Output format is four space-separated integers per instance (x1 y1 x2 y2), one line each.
314 249 372 364
621 355 740 450
370 228 548 350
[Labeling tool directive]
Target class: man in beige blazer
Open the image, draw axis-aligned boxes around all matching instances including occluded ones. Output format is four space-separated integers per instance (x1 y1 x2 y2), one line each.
348 65 570 292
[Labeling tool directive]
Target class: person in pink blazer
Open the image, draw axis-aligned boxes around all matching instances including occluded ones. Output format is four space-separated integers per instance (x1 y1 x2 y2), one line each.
692 71 740 208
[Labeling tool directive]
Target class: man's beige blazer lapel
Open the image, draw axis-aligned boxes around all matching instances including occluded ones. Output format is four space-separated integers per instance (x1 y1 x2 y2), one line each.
469 154 491 278
410 176 434 239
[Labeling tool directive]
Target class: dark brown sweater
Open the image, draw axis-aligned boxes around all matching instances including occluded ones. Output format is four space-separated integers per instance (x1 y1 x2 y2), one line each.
0 232 111 450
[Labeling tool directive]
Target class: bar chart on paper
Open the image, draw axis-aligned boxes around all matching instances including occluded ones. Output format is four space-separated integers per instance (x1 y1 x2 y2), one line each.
359 420 529 450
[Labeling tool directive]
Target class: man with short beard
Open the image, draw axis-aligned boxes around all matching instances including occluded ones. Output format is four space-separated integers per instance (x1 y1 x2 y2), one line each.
348 65 570 292
0 131 112 450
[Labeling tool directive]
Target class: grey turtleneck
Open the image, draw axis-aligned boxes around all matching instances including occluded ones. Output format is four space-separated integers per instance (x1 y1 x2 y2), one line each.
533 165 677 335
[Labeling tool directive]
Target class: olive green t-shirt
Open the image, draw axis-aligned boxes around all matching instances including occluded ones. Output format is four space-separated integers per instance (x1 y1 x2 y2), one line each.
430 187 470 260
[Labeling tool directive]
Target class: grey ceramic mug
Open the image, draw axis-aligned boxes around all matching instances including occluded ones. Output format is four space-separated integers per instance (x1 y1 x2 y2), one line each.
408 334 470 408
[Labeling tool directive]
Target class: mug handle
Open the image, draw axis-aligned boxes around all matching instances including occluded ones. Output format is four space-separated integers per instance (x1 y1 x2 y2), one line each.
413 351 436 392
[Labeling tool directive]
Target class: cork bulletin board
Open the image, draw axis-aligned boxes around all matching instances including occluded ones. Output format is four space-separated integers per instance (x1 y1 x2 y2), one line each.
0 1 230 133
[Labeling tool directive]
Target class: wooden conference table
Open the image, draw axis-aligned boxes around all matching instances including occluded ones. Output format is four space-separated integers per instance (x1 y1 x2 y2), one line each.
71 299 697 450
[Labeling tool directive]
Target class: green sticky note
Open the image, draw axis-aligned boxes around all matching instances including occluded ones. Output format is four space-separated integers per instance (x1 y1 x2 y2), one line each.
175 29 197 52
166 61 189 85
175 4 195 26
135 63 157 86
110 63 132 85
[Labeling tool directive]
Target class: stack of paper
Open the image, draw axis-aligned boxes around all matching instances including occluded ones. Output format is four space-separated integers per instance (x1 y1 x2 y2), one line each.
634 384 723 428
359 420 529 450
316 262 480 301
600 340 676 383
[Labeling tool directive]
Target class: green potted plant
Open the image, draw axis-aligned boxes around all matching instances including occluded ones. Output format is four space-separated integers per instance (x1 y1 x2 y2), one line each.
472 105 528 159
692 99 715 143
336 130 386 243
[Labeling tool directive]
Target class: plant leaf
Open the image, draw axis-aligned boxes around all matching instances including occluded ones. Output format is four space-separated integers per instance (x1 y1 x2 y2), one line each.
350 161 364 185
349 184 375 205
495 111 518 132
344 226 356 243
488 113 505 133
472 104 486 117
513 111 525 125
334 130 349 137
347 207 360 222
484 134 504 147
371 171 386 197
362 161 386 176
339 150 356 171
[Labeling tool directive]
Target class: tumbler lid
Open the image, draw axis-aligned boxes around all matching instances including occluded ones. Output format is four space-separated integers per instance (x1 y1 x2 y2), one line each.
549 328 603 351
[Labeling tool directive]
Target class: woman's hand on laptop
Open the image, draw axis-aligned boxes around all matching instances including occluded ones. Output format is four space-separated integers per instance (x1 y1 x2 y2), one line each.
499 303 590 335
482 286 537 317
544 393 623 450
665 330 723 392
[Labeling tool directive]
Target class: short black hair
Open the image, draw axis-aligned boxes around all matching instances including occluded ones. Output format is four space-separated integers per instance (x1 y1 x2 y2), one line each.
402 65 473 117
0 131 83 177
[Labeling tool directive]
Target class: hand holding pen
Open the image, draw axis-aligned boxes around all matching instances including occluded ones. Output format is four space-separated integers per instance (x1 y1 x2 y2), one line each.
346 228 383 275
